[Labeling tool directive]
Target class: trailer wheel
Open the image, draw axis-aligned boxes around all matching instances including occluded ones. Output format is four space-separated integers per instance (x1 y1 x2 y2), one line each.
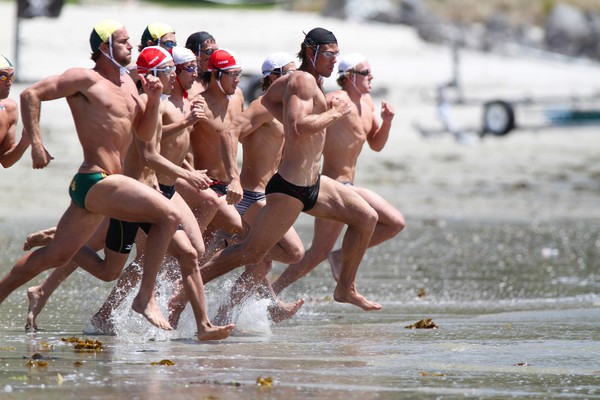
482 101 515 136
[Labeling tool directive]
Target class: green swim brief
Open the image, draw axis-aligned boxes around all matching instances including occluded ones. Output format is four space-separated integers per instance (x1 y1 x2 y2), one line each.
68 171 108 210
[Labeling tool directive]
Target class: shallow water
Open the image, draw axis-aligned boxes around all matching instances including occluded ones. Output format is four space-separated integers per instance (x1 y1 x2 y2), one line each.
1 215 599 399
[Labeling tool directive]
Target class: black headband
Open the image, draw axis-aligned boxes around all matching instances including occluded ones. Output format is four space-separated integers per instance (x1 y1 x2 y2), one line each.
304 27 337 46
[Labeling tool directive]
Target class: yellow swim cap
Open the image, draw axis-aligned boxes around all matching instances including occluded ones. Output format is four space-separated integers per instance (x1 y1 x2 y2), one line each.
0 54 14 71
148 22 175 40
140 22 175 47
89 19 124 51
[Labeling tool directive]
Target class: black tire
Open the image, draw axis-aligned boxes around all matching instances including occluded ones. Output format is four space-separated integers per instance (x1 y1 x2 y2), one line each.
482 100 515 136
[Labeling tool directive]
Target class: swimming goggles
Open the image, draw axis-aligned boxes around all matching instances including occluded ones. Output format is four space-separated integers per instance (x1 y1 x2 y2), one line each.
0 72 15 81
316 49 339 59
352 69 370 76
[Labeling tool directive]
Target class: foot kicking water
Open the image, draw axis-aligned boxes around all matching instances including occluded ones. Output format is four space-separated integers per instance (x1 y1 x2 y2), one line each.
197 322 235 341
88 313 116 336
131 295 173 330
268 298 305 323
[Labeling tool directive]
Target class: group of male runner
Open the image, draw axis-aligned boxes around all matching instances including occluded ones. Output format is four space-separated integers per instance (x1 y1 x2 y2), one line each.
0 20 404 339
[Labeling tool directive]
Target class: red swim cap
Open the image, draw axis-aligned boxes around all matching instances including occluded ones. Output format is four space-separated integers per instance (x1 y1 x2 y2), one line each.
136 46 172 73
207 49 240 71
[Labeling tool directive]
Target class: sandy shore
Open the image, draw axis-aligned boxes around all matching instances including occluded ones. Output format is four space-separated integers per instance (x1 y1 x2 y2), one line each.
1 1 599 224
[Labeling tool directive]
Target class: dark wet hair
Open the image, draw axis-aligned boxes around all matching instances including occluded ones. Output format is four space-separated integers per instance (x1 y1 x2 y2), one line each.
199 70 212 85
186 31 215 55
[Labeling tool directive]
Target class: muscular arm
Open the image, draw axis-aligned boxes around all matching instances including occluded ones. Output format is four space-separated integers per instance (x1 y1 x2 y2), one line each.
221 99 271 182
21 68 92 168
367 99 394 152
286 73 350 138
162 96 206 140
0 100 30 168
138 99 210 190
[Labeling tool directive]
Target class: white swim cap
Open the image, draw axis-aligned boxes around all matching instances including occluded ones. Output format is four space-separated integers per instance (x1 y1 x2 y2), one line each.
337 53 366 75
171 46 196 65
261 52 296 77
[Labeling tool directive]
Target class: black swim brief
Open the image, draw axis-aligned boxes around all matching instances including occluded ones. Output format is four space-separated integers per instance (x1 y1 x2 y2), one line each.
159 183 176 199
209 178 228 197
265 172 320 212
104 185 181 254
105 219 151 254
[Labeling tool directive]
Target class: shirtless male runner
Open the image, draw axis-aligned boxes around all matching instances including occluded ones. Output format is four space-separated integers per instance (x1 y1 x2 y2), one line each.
90 46 231 334
0 54 30 168
0 20 185 330
187 48 246 244
22 46 233 340
272 53 405 293
200 28 382 311
210 52 305 324
22 23 188 331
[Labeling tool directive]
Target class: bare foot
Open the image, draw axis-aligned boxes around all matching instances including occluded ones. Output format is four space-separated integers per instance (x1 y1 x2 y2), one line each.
268 298 305 323
197 323 235 341
131 296 173 330
327 250 342 282
88 314 116 336
23 227 56 251
212 303 233 326
25 286 47 331
333 285 382 311
167 283 187 329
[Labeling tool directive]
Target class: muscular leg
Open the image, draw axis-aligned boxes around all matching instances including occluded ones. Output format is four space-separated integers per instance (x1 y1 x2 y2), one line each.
213 201 304 323
243 202 304 265
24 218 113 331
85 175 181 330
167 230 234 340
176 178 220 232
201 193 303 284
328 186 405 281
204 199 246 258
272 216 344 294
0 203 105 305
91 233 146 335
306 176 381 311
